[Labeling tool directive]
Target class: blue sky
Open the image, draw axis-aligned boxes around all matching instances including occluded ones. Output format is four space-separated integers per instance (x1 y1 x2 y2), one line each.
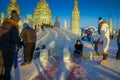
0 0 120 28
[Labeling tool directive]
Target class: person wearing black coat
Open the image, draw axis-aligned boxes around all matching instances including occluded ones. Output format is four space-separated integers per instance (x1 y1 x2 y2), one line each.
116 29 120 60
74 40 83 57
0 10 21 80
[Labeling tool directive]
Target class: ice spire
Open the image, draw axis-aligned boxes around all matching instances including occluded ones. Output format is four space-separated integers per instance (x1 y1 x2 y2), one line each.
73 0 78 11
10 0 16 4
40 0 46 2
70 0 81 36
64 19 67 28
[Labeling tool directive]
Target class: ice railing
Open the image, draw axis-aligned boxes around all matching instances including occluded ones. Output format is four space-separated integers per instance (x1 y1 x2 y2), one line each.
36 28 50 47
31 28 58 79
63 29 80 39
61 29 71 62
38 29 71 80
34 28 58 62
52 29 71 80
36 27 42 37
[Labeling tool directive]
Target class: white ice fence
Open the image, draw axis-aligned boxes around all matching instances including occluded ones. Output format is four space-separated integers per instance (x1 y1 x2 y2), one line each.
36 27 42 36
36 29 50 47
32 29 58 77
63 29 79 39
62 30 71 62
39 28 58 62
82 41 96 60
34 29 58 59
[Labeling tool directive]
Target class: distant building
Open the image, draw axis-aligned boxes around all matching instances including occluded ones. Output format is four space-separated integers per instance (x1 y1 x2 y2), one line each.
70 0 81 36
54 16 60 28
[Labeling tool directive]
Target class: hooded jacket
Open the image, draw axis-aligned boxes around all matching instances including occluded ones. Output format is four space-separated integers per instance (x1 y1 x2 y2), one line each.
98 20 110 53
20 26 37 44
0 18 20 53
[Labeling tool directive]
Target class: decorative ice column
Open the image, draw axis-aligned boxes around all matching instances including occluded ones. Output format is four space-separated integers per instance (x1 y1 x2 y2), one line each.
54 16 61 28
0 12 4 24
63 19 68 29
40 49 48 62
70 0 81 36
63 49 71 62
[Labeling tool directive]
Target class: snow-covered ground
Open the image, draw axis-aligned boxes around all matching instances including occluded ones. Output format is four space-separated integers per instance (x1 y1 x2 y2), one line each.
11 28 120 80
81 39 120 80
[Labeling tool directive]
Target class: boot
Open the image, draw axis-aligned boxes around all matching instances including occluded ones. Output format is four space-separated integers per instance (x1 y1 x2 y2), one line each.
99 59 107 65
99 54 108 65
21 62 28 66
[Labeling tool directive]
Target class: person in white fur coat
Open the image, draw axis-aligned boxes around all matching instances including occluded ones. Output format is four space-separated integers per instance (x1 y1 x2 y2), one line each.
98 17 110 64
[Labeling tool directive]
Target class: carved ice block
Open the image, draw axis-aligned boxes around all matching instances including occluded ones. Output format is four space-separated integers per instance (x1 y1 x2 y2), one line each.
63 48 71 62
40 50 48 62
89 51 93 60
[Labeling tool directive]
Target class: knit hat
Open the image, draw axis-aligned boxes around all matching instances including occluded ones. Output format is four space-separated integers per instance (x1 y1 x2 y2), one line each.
98 17 102 20
23 23 29 28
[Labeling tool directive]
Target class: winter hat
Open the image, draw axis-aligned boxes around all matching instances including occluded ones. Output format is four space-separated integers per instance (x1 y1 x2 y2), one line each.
98 17 102 20
23 23 29 28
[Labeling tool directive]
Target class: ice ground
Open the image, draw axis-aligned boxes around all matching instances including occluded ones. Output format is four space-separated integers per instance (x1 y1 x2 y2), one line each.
11 28 120 80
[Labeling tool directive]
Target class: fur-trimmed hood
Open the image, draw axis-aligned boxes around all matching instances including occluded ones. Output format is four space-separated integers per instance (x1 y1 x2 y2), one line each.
99 20 107 28
2 18 19 30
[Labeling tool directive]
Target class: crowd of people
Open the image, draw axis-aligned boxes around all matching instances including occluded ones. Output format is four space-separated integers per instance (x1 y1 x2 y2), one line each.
0 9 120 80
79 17 120 65
34 23 54 31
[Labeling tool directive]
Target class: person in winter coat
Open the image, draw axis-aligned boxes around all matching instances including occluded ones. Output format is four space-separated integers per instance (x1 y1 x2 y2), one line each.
116 29 120 60
87 28 94 45
98 17 110 64
84 28 94 45
74 40 83 57
0 10 21 80
20 23 37 66
0 50 4 80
